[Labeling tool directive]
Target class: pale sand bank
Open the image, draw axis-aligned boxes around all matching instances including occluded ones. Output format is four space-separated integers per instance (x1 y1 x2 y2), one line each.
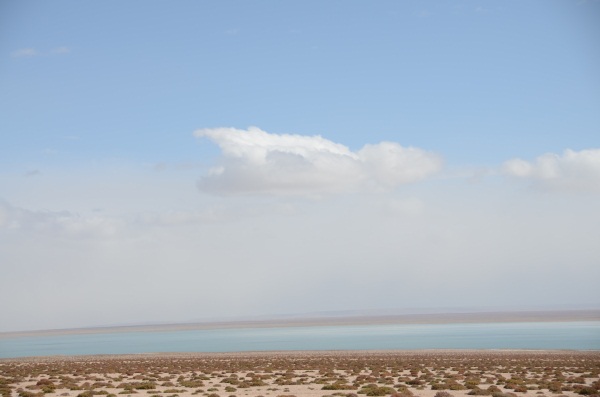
2 310 599 339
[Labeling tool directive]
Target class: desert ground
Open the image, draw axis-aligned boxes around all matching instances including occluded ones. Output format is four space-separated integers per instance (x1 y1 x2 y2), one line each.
1 351 598 397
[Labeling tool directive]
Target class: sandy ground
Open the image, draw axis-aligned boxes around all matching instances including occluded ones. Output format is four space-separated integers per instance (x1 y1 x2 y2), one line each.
1 351 599 397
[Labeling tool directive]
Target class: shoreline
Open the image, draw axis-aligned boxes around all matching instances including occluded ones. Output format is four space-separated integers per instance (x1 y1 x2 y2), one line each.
2 349 600 362
1 309 599 339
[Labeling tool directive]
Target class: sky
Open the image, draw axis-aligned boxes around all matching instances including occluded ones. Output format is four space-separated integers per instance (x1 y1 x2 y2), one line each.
0 0 599 333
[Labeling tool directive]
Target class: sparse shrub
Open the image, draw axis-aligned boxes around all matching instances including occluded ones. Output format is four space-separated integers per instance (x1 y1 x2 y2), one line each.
0 385 12 397
548 383 563 393
466 380 482 389
36 381 54 387
577 387 598 396
322 384 355 391
19 391 44 397
390 391 413 397
468 388 492 396
134 383 156 390
180 381 205 388
492 392 518 397
358 385 396 396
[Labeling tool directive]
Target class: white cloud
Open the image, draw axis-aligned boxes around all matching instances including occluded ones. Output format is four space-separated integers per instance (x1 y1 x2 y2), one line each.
52 46 70 54
358 142 443 187
503 148 600 192
194 127 442 196
10 48 38 58
0 200 122 238
136 209 227 226
10 46 70 58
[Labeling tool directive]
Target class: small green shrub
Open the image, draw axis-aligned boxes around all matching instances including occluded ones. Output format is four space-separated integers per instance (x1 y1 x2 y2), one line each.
358 385 396 396
322 384 355 391
181 381 205 388
577 387 598 396
492 392 518 397
468 388 492 396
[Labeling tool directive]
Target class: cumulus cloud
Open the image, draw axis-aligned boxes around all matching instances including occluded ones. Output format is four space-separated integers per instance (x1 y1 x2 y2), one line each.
503 148 600 192
194 127 442 196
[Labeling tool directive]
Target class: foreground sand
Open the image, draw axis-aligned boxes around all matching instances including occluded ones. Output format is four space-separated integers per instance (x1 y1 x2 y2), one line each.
1 351 598 397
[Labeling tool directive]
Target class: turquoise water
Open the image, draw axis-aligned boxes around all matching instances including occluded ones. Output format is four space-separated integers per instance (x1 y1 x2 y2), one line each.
1 321 598 358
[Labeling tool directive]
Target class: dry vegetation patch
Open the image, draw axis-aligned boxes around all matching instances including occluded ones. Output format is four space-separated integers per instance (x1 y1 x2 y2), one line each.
0 352 598 397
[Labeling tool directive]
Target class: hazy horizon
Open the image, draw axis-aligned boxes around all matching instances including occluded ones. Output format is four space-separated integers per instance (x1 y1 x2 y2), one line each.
3 305 600 335
1 1 599 333
122 304 600 327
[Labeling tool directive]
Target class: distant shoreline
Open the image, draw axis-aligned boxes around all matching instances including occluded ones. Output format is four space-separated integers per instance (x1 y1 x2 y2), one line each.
1 309 598 339
3 349 599 363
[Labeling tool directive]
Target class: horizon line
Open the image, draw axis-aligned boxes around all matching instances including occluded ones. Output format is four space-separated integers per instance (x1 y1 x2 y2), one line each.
2 308 599 339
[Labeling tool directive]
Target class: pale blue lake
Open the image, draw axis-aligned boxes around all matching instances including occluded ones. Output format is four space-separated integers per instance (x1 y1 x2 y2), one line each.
1 321 598 359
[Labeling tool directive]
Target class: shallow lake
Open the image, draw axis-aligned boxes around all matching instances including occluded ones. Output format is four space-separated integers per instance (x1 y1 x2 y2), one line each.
1 321 598 358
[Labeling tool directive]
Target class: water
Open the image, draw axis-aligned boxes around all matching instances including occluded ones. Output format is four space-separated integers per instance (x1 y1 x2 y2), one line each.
1 321 598 358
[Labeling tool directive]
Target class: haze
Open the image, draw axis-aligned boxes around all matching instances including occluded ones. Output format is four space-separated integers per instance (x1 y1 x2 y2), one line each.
1 0 599 333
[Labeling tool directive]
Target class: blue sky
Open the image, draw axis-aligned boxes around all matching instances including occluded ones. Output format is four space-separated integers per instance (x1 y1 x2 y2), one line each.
2 0 599 166
1 1 599 332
